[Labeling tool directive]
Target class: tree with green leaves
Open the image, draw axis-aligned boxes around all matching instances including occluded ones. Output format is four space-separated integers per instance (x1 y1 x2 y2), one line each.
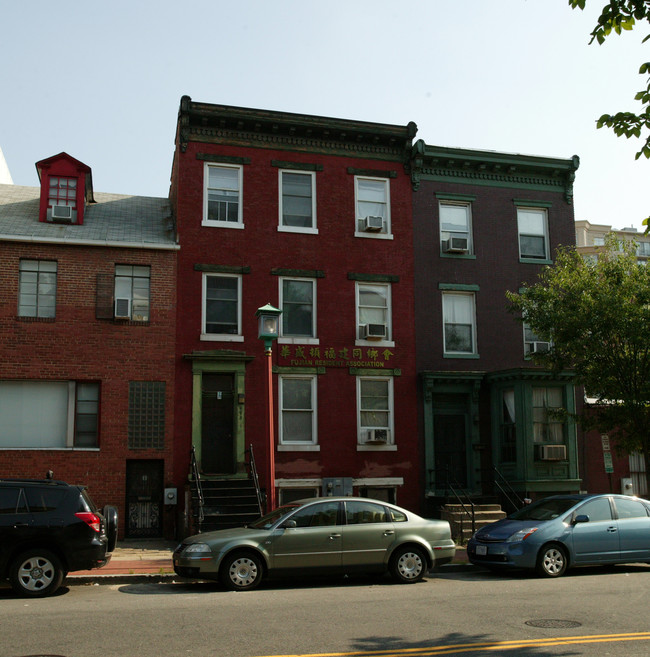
507 236 650 494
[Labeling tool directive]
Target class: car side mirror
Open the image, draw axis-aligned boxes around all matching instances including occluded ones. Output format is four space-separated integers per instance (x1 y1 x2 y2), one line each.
573 514 589 524
282 520 297 529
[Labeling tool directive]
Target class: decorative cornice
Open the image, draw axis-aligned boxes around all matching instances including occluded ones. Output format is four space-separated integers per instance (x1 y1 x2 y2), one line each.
410 139 579 204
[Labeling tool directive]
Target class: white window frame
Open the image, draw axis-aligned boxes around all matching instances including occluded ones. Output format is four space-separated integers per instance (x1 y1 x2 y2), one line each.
354 176 392 238
278 375 319 450
202 163 244 228
356 376 395 451
278 170 317 234
0 380 99 450
201 273 243 342
439 201 473 254
517 207 549 261
114 265 150 322
278 277 318 344
523 323 551 357
442 292 477 356
355 282 393 346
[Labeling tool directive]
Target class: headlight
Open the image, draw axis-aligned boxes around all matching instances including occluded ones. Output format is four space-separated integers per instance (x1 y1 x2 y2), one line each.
182 542 212 557
506 527 538 543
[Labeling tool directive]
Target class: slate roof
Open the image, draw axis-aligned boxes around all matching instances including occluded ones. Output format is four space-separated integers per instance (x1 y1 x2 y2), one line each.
0 184 177 249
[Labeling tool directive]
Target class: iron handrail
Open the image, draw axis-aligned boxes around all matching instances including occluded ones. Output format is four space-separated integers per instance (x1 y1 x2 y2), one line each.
190 445 205 527
431 468 475 539
247 444 264 516
493 466 525 513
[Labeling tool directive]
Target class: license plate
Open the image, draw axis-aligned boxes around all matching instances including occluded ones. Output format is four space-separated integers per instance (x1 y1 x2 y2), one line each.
476 545 487 556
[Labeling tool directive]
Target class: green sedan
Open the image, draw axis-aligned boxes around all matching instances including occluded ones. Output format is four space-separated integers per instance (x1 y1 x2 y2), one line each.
173 497 455 590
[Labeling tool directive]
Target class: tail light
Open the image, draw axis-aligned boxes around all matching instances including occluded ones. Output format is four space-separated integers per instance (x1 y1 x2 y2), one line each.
76 511 102 533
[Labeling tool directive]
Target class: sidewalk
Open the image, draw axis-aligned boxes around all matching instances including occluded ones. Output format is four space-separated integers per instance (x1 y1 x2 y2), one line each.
67 540 470 585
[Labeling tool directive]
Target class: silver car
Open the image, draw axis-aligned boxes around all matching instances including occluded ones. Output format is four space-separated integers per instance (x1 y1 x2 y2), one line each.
174 497 455 590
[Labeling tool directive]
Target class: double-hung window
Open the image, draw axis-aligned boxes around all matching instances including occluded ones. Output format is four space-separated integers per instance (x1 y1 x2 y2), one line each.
114 265 150 321
442 292 476 355
523 324 551 357
202 273 242 340
279 375 317 446
532 387 564 443
48 176 77 222
204 163 242 226
279 170 316 232
18 259 57 319
517 207 549 260
356 283 391 342
440 201 472 254
280 278 316 340
355 176 390 236
357 377 393 447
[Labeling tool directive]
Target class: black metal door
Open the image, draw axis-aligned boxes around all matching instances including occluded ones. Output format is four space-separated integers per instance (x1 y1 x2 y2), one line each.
126 460 163 538
201 373 235 474
434 413 468 488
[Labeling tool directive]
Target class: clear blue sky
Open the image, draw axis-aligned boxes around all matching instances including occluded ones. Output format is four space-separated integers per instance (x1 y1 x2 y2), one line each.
2 0 648 229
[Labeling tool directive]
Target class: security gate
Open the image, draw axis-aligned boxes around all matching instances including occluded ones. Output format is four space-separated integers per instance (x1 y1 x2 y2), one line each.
126 460 163 537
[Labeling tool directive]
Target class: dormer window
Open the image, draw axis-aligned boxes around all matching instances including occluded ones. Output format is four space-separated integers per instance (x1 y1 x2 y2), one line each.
48 176 78 222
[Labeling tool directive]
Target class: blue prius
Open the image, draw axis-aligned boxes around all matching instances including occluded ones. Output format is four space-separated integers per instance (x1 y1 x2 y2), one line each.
467 493 650 577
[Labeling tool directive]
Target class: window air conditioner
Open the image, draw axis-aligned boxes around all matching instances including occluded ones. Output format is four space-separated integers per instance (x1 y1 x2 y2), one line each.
362 215 384 232
529 341 551 355
51 205 73 220
114 298 131 319
442 236 469 253
361 323 387 340
366 429 389 444
539 444 567 461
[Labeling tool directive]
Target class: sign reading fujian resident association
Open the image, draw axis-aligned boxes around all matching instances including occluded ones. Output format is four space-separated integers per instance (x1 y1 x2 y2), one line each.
278 344 395 369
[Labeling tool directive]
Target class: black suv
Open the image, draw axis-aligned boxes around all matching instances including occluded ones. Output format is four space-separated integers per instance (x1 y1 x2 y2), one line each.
0 477 118 597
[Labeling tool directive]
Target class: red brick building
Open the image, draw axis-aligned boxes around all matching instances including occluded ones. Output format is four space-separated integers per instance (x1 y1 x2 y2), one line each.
410 142 582 511
0 153 178 538
170 97 421 522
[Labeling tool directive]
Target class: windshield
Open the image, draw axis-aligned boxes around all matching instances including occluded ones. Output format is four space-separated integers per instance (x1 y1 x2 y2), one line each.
248 504 300 529
509 498 578 521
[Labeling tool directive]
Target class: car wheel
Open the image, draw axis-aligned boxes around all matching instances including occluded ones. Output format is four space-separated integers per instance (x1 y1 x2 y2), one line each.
536 544 568 578
103 505 119 553
220 551 263 591
390 546 427 583
9 549 65 598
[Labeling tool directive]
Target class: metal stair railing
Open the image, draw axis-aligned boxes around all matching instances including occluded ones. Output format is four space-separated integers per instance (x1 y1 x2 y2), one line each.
189 445 205 531
493 466 525 514
435 468 475 540
246 444 264 516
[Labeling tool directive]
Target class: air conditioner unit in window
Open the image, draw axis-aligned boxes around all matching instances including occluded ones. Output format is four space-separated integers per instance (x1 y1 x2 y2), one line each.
114 298 131 319
366 429 389 444
442 236 469 253
361 323 387 340
51 205 73 221
539 444 567 461
362 215 384 232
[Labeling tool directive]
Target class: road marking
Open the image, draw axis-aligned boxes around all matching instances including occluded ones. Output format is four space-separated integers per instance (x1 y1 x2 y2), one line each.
256 632 650 656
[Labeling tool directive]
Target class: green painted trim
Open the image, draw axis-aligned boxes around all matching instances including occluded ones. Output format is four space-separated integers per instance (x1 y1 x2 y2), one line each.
438 283 480 291
194 264 251 274
271 160 323 172
519 258 552 266
347 167 397 178
349 368 401 376
271 268 326 278
443 353 480 360
513 199 553 208
273 366 325 374
197 153 251 165
348 273 399 283
436 192 476 202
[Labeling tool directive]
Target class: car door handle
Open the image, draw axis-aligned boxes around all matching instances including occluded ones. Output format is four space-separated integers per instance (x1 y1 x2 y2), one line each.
383 530 395 536
13 523 29 528
329 533 341 540
607 526 618 533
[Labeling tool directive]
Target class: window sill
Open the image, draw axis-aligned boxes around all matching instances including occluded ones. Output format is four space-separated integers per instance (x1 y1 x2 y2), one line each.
354 232 393 240
357 444 397 451
278 444 320 451
201 220 245 230
443 353 480 359
200 334 244 342
440 252 476 260
355 340 395 348
0 447 100 451
15 315 56 322
519 257 552 265
278 226 318 235
278 337 319 345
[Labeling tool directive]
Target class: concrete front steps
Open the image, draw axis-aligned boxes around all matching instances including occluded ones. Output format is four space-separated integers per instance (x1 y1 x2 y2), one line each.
441 503 507 543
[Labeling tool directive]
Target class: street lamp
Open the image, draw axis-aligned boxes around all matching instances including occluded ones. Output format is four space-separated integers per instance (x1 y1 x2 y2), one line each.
256 303 282 512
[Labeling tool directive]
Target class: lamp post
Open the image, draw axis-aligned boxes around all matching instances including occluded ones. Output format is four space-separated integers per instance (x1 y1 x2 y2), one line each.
256 303 282 512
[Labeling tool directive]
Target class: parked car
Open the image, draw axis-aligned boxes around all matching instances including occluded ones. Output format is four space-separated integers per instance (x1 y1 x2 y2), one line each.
0 477 118 597
467 493 650 577
174 496 455 590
